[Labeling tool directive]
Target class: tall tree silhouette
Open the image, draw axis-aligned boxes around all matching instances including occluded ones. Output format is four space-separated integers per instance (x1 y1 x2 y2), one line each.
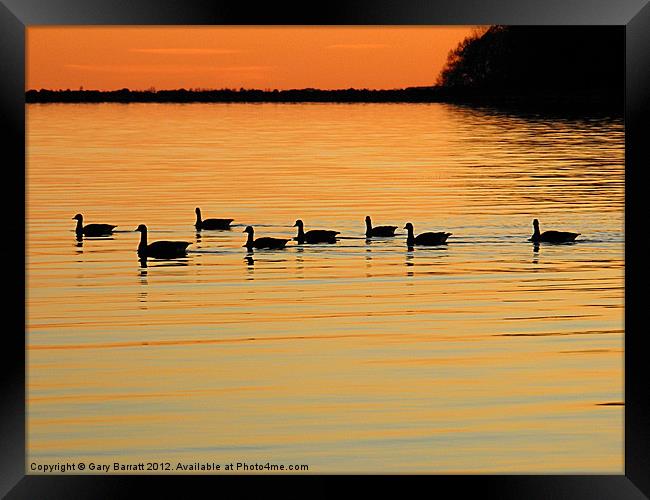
437 26 623 101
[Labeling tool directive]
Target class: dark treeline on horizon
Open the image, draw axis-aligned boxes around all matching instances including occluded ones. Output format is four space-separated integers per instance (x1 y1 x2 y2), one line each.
26 26 623 114
26 86 450 103
24 87 620 114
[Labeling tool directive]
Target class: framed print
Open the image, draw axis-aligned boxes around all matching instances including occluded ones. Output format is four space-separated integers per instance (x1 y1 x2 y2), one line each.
2 0 649 497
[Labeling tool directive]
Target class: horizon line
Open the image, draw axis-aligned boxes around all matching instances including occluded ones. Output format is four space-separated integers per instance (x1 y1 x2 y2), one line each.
26 85 440 92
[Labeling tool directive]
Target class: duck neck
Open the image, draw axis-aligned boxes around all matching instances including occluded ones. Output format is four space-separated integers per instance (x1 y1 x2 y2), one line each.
138 229 148 253
75 218 83 234
296 224 305 241
532 225 540 241
406 227 415 246
365 219 372 237
246 231 254 247
195 211 202 228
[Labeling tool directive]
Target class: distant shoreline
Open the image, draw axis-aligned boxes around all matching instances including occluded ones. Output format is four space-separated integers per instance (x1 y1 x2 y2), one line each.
25 87 622 115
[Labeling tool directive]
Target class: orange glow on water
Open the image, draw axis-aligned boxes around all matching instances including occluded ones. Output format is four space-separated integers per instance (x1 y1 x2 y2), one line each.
26 102 624 472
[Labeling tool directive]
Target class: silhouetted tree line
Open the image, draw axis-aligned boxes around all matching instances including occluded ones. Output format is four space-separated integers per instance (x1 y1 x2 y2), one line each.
26 26 622 114
25 87 450 104
437 26 622 107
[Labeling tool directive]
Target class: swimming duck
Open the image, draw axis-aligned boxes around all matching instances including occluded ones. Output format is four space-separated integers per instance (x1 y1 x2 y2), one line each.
195 207 233 230
530 219 580 243
244 226 289 249
135 224 190 258
365 216 397 237
72 214 116 237
404 222 451 246
293 220 339 244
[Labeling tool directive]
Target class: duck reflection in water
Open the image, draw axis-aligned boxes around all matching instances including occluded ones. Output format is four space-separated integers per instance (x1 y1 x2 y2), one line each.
137 267 148 308
295 246 305 277
244 251 255 280
405 249 415 277
532 241 540 264
365 239 372 264
138 255 189 269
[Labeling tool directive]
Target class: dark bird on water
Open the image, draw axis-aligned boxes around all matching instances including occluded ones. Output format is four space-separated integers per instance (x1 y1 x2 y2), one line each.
135 224 190 258
404 222 452 246
244 226 289 250
365 216 397 238
73 214 116 237
293 219 339 244
195 207 233 230
530 219 580 243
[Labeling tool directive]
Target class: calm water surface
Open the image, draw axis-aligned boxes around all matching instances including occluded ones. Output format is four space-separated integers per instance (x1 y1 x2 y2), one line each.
27 103 624 473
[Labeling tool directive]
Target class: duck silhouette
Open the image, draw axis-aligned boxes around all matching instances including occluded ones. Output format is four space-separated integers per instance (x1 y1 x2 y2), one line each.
135 224 190 258
530 219 580 243
194 207 233 230
365 216 397 237
404 222 451 246
243 226 289 250
73 214 116 237
293 219 339 244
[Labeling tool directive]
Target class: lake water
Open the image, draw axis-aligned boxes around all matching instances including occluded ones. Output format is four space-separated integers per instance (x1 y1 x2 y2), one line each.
26 102 624 473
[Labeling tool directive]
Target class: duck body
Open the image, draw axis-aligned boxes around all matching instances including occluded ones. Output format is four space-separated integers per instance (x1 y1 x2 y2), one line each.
293 220 339 244
404 222 451 246
244 226 289 249
365 216 397 237
194 208 233 230
300 230 340 244
135 224 190 258
73 214 116 236
530 219 580 243
80 224 117 237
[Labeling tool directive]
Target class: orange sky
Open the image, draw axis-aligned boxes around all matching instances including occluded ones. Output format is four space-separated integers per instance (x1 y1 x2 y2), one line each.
27 26 477 90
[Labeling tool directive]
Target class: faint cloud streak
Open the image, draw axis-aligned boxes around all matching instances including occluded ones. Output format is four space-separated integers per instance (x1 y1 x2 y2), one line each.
129 48 242 55
326 44 390 50
65 64 272 74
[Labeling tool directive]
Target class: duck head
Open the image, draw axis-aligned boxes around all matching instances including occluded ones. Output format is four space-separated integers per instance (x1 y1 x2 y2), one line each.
134 224 147 232
72 214 83 221
293 219 304 228
404 222 414 231
532 218 541 239
243 226 254 234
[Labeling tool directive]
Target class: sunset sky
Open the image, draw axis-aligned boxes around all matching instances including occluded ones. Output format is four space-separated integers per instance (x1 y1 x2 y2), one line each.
27 26 477 90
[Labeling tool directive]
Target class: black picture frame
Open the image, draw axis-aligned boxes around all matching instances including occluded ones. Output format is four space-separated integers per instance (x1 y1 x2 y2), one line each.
3 0 648 497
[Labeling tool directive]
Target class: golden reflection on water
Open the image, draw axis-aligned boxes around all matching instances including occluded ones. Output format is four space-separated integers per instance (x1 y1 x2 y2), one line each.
27 103 623 473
